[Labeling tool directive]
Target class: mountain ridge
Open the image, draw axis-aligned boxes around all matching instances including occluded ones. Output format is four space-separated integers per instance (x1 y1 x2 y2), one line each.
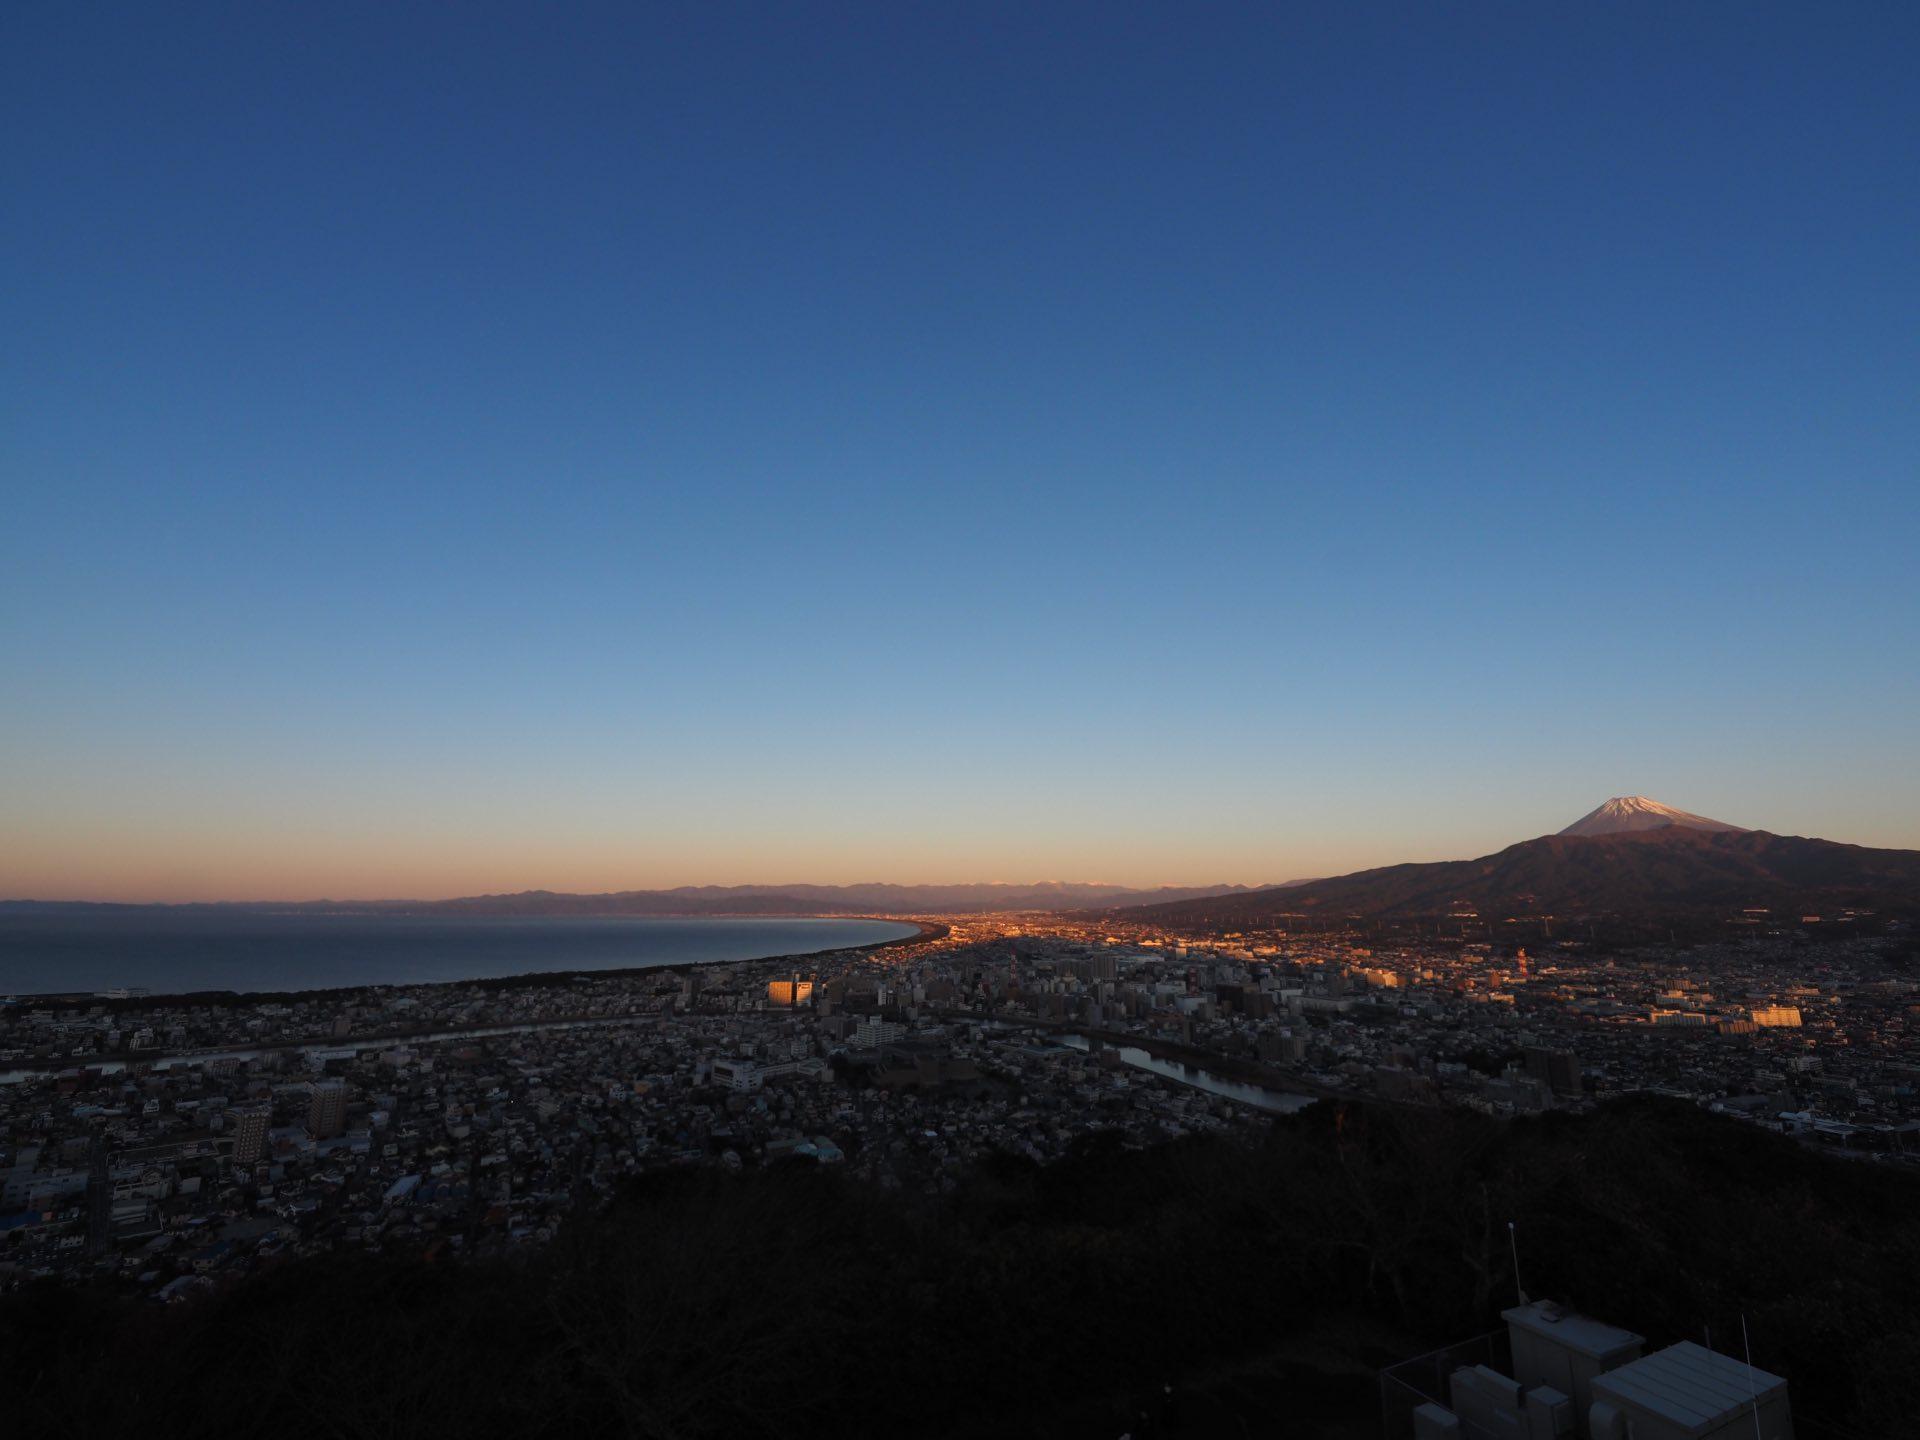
1114 815 1920 927
0 880 1265 917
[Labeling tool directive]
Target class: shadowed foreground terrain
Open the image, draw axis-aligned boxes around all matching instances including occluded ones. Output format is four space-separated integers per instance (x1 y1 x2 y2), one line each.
4 1098 1914 1439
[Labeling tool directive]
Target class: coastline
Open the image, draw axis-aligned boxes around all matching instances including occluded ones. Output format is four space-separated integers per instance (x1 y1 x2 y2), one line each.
0 915 946 1010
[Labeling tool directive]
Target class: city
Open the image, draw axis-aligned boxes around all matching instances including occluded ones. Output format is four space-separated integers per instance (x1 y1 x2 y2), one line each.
6 910 1913 1294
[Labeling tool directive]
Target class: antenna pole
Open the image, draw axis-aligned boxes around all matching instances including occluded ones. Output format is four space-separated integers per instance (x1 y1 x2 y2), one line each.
1507 1221 1526 1306
1741 1315 1763 1440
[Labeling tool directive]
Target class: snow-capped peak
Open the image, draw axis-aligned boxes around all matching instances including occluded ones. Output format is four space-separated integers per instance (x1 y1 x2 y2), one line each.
1558 795 1748 837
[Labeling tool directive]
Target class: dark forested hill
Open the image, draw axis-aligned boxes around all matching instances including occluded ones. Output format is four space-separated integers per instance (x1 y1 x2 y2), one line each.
3 1098 1913 1439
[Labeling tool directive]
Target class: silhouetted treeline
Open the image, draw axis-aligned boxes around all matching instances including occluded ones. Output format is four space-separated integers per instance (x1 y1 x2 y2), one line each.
4 1098 1915 1439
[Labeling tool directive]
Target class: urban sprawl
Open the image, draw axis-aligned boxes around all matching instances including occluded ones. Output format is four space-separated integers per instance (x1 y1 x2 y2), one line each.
4 914 1915 1298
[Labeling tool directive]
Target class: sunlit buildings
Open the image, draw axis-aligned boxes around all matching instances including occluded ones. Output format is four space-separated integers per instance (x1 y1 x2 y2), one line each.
766 977 814 1007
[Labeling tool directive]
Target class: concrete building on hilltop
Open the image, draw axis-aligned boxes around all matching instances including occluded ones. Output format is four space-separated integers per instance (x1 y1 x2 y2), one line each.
1386 1299 1794 1440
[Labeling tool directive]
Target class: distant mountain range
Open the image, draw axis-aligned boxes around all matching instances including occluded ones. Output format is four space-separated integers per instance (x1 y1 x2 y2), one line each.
2 881 1264 917
18 796 1915 925
1116 798 1920 927
407 881 1270 916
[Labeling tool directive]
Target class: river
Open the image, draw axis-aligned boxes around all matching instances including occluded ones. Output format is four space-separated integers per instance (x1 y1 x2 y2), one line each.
1055 1033 1317 1114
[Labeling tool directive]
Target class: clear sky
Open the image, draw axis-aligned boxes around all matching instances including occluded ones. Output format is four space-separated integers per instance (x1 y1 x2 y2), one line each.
3 4 1917 902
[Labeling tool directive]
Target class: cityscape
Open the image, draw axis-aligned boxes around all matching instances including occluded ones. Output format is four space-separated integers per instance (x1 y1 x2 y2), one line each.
7 876 1917 1292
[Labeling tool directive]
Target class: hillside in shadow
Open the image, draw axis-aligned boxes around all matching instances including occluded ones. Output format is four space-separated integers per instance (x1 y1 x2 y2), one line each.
4 1097 1913 1439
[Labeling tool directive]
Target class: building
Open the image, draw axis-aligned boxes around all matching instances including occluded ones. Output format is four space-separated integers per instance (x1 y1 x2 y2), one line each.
1386 1300 1794 1440
1523 1047 1582 1098
1591 1340 1792 1439
849 1016 908 1050
766 976 814 1007
227 1106 269 1165
1504 1300 1643 1421
1751 1006 1803 1029
710 1057 761 1092
710 1056 828 1092
872 1040 981 1090
306 1080 347 1140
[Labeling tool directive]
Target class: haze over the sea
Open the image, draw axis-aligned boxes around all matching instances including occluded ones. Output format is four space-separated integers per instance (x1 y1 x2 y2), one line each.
0 913 920 998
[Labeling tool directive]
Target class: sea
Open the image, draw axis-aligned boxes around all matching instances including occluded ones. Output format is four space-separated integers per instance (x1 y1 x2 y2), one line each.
0 911 920 998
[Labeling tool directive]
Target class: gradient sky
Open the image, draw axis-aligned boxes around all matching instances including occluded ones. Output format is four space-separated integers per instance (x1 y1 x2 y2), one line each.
4 4 1918 902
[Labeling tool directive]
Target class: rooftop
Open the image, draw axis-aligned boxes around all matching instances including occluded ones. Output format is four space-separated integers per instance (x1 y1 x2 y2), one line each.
1593 1340 1786 1433
1502 1300 1644 1359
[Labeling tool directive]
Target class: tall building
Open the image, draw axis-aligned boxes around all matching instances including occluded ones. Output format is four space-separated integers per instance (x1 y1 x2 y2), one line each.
767 975 814 1007
307 1080 347 1140
1523 1046 1582 1098
227 1105 269 1166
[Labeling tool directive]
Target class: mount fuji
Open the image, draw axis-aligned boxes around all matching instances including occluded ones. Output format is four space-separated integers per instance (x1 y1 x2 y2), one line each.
1114 799 1920 928
1558 796 1746 838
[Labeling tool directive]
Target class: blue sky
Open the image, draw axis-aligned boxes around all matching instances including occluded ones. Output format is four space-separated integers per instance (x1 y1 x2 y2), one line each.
3 4 1917 899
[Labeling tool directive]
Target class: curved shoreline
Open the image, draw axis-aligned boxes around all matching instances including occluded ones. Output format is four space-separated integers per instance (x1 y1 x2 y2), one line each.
458 915 944 992
2 916 946 1011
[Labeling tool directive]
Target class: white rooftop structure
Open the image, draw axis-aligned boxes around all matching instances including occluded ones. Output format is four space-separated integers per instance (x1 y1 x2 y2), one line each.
1590 1340 1792 1440
1503 1299 1644 1424
1386 1301 1794 1440
1504 1300 1645 1361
